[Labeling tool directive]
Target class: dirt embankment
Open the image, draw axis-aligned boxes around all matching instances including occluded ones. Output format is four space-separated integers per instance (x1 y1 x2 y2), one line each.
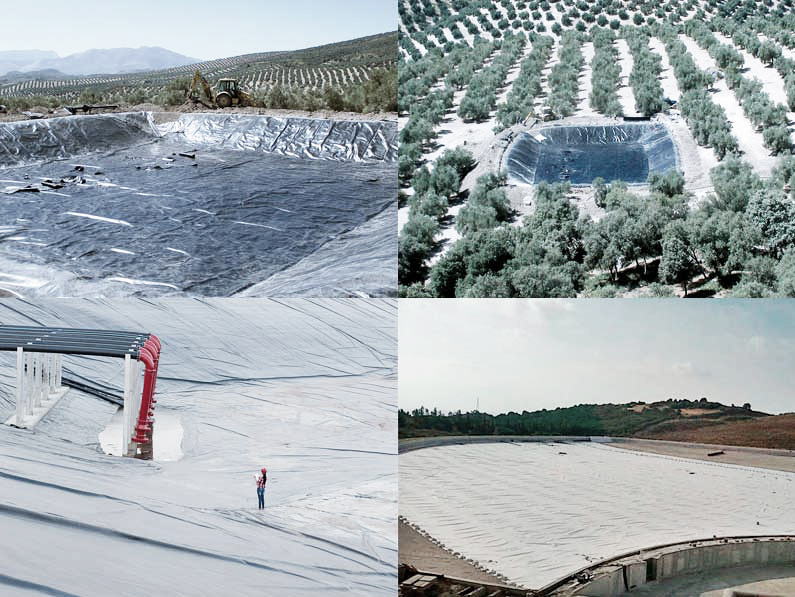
0 102 397 123
636 413 795 451
399 518 507 586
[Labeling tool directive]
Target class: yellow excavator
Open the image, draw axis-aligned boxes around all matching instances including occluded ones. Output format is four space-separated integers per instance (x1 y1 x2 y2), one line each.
188 70 254 109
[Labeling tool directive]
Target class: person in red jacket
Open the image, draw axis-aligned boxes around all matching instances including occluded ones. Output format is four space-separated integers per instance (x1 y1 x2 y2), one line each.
255 468 267 509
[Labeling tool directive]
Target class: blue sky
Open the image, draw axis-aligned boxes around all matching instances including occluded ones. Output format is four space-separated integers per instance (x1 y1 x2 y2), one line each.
399 300 795 415
1 0 396 60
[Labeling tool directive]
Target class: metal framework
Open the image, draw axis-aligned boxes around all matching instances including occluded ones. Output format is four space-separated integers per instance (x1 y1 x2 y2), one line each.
1 325 161 459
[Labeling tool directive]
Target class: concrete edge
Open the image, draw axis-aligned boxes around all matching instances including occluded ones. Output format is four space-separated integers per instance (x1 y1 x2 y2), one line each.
398 435 613 453
541 536 795 596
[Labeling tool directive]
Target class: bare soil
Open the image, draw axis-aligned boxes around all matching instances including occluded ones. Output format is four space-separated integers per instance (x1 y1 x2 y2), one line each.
612 435 795 472
679 408 722 417
635 413 795 451
0 102 396 123
399 518 507 585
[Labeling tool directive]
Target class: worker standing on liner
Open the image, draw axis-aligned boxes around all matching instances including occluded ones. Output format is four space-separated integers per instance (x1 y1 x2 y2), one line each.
255 468 267 509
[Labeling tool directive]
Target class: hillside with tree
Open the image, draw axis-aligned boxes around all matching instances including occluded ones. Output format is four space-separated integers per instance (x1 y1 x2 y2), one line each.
399 398 769 438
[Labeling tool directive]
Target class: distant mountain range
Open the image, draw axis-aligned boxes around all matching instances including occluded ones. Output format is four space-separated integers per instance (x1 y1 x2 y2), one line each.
0 47 199 77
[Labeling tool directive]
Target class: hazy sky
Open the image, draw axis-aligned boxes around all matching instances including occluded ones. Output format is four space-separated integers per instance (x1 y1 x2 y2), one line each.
399 300 795 415
1 0 396 60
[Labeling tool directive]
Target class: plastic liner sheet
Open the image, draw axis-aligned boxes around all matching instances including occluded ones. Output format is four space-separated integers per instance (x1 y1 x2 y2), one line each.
0 113 396 297
400 442 795 590
505 124 679 185
0 112 158 168
237 203 397 297
157 113 398 162
0 298 397 597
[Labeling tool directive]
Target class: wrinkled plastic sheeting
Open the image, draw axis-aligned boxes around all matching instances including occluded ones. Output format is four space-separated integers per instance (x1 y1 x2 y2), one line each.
0 112 158 167
0 113 396 297
157 113 398 162
0 298 397 597
237 204 397 297
505 124 679 185
400 442 795 589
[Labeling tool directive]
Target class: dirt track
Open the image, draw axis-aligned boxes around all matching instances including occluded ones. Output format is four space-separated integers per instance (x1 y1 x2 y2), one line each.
610 438 795 472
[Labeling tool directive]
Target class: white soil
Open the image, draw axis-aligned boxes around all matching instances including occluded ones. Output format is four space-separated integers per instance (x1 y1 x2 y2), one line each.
616 38 641 117
713 31 795 143
576 41 599 117
648 37 681 102
453 21 477 46
429 205 463 266
660 111 719 197
410 36 429 57
679 34 779 178
398 204 410 234
536 39 560 115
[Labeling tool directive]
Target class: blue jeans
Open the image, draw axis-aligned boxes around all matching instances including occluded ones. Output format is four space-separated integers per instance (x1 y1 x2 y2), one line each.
257 486 265 509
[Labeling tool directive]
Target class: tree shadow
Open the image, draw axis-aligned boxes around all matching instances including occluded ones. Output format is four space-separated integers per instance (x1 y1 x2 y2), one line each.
613 257 661 288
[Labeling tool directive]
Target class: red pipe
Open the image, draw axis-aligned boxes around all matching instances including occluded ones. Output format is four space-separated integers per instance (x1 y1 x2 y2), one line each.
146 336 160 401
132 344 157 445
130 334 163 447
142 339 159 405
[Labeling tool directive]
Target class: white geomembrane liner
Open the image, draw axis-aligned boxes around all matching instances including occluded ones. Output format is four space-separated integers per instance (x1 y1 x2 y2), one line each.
400 442 795 590
0 298 396 597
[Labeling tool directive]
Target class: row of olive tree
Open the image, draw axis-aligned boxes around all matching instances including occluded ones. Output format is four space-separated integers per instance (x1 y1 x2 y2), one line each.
459 33 528 121
715 18 795 113
495 35 555 129
399 39 496 185
685 19 791 155
547 31 585 118
661 31 739 159
589 28 623 116
625 29 666 115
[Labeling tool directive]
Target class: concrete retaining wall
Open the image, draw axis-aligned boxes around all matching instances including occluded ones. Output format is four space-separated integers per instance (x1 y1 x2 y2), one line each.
570 538 795 596
399 435 614 453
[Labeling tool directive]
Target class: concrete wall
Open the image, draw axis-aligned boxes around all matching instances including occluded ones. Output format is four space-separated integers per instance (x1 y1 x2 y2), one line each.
573 539 795 597
399 435 614 453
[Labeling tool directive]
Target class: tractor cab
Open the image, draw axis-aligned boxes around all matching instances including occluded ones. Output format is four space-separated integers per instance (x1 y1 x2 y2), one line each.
215 78 246 108
217 79 239 95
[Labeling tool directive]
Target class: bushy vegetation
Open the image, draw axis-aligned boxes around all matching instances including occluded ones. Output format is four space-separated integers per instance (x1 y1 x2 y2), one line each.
717 17 795 113
399 148 476 285
400 156 795 298
678 89 739 159
399 39 496 186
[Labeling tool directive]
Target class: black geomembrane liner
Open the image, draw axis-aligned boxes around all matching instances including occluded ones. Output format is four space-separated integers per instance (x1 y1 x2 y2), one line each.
505 124 679 185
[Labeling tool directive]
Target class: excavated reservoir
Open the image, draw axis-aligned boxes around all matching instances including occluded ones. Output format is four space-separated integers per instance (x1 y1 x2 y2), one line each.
400 441 795 590
504 124 679 185
0 112 397 298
